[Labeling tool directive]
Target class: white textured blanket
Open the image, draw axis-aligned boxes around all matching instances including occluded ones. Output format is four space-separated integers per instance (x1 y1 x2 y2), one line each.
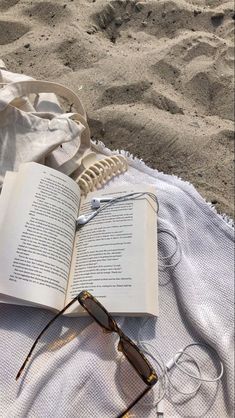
0 147 234 418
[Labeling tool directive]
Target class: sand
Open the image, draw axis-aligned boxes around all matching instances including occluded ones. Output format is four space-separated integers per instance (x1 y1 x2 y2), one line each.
0 0 234 217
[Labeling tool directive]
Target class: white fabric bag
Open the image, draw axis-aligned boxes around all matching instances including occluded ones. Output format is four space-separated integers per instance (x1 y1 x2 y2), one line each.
0 66 91 187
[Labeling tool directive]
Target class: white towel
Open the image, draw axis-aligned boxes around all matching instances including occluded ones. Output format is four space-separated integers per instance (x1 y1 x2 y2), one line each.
0 145 234 418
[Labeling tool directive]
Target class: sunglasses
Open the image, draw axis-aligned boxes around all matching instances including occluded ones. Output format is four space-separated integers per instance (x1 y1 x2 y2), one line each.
16 290 158 417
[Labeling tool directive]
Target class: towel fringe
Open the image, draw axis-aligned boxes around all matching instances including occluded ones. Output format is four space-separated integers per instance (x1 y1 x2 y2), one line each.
91 140 234 229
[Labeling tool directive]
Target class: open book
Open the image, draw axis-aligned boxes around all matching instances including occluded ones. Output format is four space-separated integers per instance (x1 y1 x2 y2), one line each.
0 163 158 316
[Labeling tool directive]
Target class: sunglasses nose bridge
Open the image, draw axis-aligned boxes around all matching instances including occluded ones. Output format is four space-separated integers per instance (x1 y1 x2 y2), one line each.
102 327 112 334
117 330 128 353
117 338 123 353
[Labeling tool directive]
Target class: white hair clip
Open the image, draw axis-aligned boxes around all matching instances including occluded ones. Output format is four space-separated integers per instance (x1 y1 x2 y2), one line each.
73 152 128 195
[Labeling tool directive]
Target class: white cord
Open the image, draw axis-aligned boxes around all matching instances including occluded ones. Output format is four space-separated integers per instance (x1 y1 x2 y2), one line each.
100 196 183 270
77 192 182 270
92 191 160 218
173 343 224 382
157 218 182 269
76 191 160 228
156 398 164 416
137 322 203 399
114 319 225 411
166 351 202 395
139 343 167 406
157 228 179 260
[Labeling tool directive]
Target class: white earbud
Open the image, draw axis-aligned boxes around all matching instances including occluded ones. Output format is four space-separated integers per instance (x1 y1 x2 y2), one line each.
91 197 113 209
76 210 98 226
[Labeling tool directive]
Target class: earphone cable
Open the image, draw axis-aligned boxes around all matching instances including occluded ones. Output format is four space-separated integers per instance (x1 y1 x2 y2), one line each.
77 191 160 227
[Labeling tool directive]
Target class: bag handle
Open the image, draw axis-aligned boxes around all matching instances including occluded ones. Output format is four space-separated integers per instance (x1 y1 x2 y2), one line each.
0 80 86 117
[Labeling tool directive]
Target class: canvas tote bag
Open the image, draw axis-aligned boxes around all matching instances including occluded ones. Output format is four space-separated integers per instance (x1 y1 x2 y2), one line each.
0 66 91 188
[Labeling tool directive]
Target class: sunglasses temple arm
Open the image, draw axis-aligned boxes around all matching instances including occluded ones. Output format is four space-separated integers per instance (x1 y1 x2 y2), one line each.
117 386 152 418
16 295 78 381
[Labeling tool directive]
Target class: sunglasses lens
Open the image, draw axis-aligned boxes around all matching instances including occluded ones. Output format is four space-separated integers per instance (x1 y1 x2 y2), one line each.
82 297 114 331
121 339 153 383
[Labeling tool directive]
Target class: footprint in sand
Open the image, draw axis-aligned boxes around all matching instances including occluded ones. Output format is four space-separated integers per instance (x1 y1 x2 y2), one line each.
151 32 233 120
99 81 152 107
93 0 223 43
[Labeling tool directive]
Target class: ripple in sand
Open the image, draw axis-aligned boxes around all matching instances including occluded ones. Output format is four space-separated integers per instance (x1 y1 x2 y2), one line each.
23 1 71 24
0 0 19 11
0 20 30 45
144 90 184 115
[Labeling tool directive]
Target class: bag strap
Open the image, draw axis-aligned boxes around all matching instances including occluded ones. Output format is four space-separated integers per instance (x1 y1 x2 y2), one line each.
0 80 86 117
53 113 91 175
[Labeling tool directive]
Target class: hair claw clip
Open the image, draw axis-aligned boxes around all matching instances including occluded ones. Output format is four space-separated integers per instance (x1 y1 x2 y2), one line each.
74 152 128 196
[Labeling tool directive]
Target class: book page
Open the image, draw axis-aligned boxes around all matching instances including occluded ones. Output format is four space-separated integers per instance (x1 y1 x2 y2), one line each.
0 163 80 311
66 186 158 316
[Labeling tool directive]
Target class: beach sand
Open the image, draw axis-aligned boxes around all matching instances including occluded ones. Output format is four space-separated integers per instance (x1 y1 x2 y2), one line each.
0 0 234 217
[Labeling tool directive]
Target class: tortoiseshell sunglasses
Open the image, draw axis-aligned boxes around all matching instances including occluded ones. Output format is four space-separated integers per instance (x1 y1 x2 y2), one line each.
16 290 158 418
